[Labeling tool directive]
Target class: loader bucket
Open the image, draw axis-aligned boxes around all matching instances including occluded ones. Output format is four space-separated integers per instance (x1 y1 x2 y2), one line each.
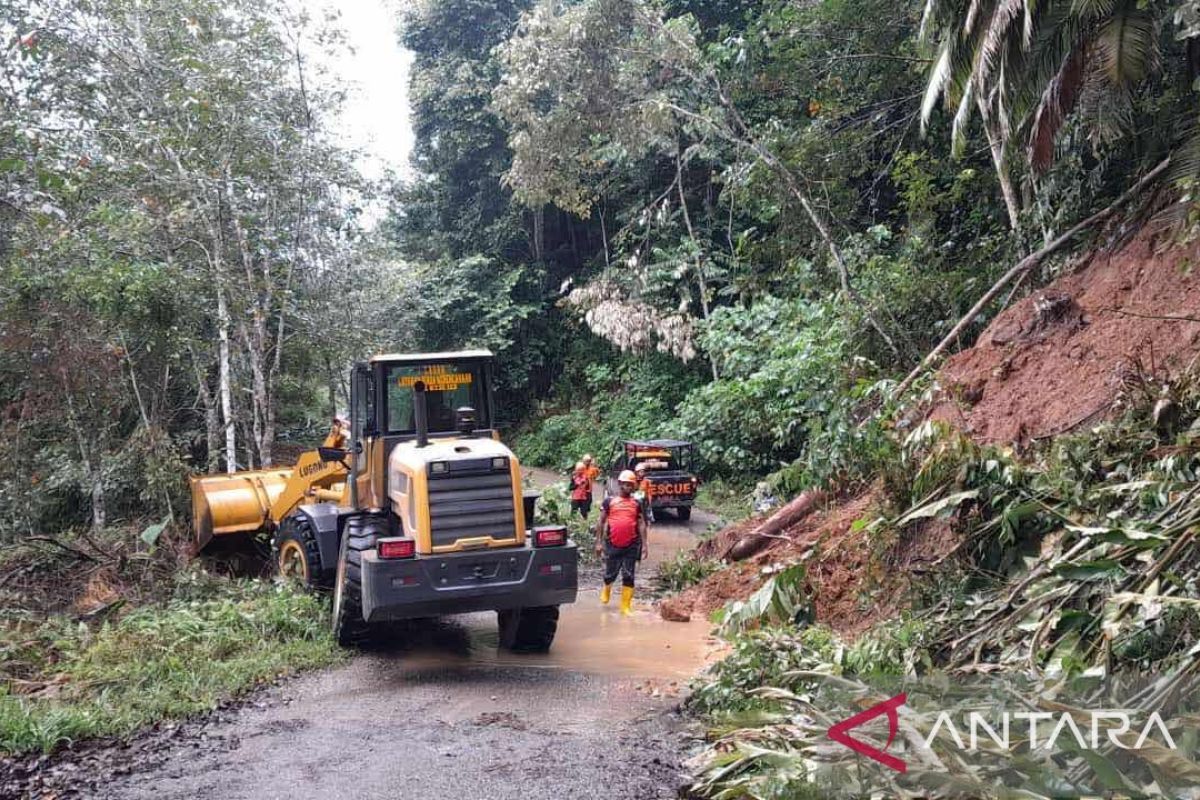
191 469 293 550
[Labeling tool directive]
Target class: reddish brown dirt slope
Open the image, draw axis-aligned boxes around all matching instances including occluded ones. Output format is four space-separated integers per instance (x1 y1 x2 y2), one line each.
663 227 1200 634
932 228 1200 445
661 489 961 635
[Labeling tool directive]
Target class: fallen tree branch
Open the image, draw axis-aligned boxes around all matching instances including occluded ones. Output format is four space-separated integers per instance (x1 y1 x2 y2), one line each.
726 489 829 561
26 535 101 563
891 157 1171 400
1100 307 1200 324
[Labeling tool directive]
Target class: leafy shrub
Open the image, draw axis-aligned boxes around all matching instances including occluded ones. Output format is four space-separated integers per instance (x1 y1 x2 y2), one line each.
713 563 810 635
676 298 892 486
693 478 751 524
655 550 721 593
688 625 836 716
534 483 598 563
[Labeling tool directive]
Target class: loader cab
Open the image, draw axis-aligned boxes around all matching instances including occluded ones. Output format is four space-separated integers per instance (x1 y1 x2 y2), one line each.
350 350 498 447
345 350 510 522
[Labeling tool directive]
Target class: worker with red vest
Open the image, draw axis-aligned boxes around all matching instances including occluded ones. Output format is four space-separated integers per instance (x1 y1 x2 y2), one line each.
595 469 648 615
569 461 593 518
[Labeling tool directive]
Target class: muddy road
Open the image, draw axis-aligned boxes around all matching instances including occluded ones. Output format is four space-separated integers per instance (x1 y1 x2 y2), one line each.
81 469 720 800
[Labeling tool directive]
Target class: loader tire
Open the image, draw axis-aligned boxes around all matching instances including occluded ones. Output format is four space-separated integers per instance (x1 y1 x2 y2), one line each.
332 516 385 647
676 506 692 521
497 605 559 653
273 515 328 590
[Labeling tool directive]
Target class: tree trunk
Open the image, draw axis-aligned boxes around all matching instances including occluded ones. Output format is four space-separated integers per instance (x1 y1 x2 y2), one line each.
90 474 106 532
63 386 105 532
532 206 545 261
216 282 237 473
675 153 720 380
227 173 275 468
976 96 1021 231
189 345 221 473
325 354 337 418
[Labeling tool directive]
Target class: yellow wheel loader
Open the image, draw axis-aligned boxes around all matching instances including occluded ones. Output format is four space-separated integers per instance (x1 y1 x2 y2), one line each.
191 350 578 649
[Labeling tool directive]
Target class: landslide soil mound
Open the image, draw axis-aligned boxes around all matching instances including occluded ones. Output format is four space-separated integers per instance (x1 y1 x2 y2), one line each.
661 488 960 635
665 226 1200 633
931 227 1200 445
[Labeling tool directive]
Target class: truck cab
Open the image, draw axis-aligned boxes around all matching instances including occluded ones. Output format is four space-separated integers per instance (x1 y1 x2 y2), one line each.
606 439 700 521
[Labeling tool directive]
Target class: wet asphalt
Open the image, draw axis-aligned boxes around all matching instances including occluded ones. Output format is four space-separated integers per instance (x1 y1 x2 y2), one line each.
78 469 719 800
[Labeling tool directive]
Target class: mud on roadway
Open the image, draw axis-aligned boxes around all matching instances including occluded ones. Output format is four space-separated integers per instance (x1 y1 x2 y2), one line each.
12 468 722 800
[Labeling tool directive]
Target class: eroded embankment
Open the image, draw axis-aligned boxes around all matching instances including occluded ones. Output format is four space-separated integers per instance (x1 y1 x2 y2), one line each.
660 226 1200 631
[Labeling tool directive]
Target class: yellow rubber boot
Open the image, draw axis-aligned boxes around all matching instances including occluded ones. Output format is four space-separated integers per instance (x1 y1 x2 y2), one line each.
600 583 612 605
619 585 634 616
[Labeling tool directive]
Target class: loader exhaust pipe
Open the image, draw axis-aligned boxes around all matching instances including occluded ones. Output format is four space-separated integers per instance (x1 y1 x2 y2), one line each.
414 380 429 448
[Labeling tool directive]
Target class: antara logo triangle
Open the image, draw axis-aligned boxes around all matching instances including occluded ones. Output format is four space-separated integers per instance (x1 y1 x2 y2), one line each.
826 693 907 773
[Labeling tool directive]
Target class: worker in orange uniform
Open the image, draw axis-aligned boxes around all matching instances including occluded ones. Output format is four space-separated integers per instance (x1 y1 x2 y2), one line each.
634 463 655 523
569 461 593 519
595 470 647 615
581 453 601 484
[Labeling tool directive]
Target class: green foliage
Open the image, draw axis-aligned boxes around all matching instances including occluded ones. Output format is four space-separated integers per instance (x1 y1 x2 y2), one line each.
713 563 809 635
654 550 721 593
676 298 893 486
514 354 699 472
688 625 836 716
533 483 598 562
693 479 751 525
0 575 341 754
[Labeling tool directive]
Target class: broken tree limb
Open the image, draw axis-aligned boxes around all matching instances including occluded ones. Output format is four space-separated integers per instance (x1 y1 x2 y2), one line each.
891 157 1171 400
726 489 829 561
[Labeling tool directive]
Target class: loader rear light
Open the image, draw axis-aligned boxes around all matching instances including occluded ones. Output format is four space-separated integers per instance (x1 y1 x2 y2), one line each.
533 525 567 547
377 537 415 559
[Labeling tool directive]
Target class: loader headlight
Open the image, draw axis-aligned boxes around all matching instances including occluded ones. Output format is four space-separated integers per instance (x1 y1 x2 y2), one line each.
491 457 508 471
430 461 448 475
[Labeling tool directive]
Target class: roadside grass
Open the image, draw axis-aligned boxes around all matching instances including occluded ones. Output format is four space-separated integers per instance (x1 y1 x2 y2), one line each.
0 573 343 755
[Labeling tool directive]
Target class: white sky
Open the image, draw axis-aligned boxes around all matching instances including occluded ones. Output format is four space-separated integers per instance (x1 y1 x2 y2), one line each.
306 0 414 183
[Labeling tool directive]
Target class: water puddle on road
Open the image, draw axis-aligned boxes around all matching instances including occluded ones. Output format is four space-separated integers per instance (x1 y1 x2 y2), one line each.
376 519 722 681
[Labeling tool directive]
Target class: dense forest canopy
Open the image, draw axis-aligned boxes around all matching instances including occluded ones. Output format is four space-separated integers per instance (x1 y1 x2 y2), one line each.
2 0 1199 539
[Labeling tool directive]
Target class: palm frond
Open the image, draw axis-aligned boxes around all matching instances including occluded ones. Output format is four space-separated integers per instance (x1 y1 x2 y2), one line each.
951 77 977 156
919 0 946 43
1027 40 1087 172
1022 0 1040 47
977 0 1029 87
1070 0 1118 24
1168 125 1200 188
921 42 955 132
1156 125 1200 231
964 0 990 35
1006 0 1088 139
1093 2 1159 88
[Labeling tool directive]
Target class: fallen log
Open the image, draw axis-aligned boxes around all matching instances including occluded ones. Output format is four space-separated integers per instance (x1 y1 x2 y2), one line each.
726 489 829 562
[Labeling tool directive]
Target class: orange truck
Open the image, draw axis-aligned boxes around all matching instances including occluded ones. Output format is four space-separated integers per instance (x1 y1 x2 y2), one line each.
604 439 699 520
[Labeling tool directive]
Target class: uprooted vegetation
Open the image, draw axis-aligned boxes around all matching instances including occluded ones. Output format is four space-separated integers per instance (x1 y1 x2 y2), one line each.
674 355 1200 797
658 228 1200 798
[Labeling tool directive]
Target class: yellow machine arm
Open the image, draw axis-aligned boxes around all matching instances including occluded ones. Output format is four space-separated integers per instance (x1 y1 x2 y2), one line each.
191 419 351 549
